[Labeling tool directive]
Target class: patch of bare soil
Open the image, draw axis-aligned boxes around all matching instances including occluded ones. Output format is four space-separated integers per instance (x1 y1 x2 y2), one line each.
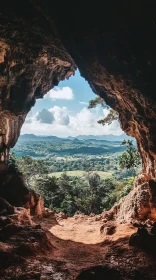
49 214 135 244
1 212 156 279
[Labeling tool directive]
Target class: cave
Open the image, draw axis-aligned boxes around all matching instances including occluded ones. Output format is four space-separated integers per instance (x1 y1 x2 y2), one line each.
1 1 156 279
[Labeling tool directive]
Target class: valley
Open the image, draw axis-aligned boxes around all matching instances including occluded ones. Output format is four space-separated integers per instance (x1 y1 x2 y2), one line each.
11 133 134 180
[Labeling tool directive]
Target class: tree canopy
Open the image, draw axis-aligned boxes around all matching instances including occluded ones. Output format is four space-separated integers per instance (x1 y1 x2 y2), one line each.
119 140 141 176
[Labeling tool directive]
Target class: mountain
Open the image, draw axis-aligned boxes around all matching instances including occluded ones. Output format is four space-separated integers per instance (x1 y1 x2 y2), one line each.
20 133 133 142
68 133 133 142
20 134 38 139
19 134 61 141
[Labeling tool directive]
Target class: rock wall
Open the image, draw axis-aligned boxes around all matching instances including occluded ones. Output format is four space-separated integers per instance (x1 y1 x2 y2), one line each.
116 175 156 222
0 2 156 219
49 2 156 179
0 2 76 163
0 2 156 176
0 173 44 216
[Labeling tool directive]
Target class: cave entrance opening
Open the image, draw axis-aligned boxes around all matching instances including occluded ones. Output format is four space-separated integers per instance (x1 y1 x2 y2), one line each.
10 70 136 218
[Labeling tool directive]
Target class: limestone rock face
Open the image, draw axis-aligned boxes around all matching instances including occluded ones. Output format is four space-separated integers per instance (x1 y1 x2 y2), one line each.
102 175 156 222
116 176 156 222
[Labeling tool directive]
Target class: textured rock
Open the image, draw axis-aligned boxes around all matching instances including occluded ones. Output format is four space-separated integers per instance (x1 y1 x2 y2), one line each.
49 2 156 179
0 242 20 270
0 3 156 220
101 175 156 222
0 197 15 215
0 2 76 163
76 266 121 280
0 174 44 216
129 223 156 255
109 175 156 222
0 3 155 174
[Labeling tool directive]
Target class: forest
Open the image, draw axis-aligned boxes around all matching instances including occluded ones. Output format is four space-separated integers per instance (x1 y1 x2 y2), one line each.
11 134 135 179
10 134 141 216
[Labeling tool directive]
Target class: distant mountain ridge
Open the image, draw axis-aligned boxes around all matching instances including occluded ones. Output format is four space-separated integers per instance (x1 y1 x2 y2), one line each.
68 133 133 142
20 134 59 140
19 134 64 142
20 133 133 142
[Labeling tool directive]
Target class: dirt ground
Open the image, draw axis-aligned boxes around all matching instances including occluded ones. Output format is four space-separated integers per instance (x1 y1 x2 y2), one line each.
49 215 135 244
1 213 156 279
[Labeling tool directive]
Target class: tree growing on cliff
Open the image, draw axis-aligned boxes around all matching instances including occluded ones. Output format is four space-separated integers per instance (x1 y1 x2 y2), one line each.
119 140 141 176
88 97 141 176
88 96 118 126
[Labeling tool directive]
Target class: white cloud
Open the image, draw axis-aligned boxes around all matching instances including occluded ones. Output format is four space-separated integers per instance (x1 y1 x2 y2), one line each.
49 106 69 126
103 108 110 116
37 108 54 124
45 87 74 100
79 101 88 105
24 110 34 123
69 108 95 132
22 106 122 137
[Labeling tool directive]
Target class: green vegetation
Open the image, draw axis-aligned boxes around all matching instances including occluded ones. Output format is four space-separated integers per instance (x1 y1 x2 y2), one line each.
119 140 141 176
10 135 141 216
31 171 135 216
88 95 141 177
88 96 118 126
9 154 49 185
11 135 135 179
49 170 112 179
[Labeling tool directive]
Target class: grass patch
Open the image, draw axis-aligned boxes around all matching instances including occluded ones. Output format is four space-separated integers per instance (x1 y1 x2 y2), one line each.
49 170 112 179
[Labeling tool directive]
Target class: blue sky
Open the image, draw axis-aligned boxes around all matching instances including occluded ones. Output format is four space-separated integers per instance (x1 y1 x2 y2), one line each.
22 70 122 137
32 70 96 115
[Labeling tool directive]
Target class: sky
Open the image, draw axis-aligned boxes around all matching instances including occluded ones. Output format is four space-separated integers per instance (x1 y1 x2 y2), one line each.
21 70 122 137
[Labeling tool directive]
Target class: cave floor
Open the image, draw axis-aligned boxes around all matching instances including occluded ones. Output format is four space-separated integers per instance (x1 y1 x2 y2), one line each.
1 213 156 279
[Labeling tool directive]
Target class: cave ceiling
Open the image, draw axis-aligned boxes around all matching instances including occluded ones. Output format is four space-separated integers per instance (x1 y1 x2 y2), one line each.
0 1 156 176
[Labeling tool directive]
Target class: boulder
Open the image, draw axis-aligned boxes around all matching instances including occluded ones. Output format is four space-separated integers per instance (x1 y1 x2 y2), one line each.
0 174 44 216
